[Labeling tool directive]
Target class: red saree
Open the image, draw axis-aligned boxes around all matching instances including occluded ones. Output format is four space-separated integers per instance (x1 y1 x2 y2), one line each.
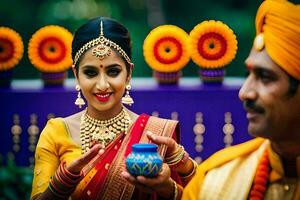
72 114 180 200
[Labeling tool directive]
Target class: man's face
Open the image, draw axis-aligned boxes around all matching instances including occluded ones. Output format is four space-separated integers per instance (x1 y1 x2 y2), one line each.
239 48 300 142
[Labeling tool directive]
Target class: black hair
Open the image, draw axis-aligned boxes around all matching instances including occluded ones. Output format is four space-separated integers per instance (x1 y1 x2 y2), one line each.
72 17 132 75
288 74 300 96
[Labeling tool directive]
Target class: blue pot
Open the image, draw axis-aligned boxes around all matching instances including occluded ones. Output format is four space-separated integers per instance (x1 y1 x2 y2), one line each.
126 143 163 177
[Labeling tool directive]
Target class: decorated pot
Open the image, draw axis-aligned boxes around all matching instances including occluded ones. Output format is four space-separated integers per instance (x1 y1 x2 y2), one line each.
126 143 162 177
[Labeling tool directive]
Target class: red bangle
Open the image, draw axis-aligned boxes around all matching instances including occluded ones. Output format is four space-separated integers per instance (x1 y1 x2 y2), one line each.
59 162 82 184
61 161 82 179
48 183 66 199
54 169 73 188
49 178 72 198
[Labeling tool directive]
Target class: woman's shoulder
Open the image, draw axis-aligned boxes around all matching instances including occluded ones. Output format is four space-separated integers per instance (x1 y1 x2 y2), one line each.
63 111 83 121
42 111 82 137
63 111 83 127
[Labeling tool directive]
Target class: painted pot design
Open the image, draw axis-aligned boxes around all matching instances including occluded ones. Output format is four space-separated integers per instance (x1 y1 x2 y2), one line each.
126 143 162 177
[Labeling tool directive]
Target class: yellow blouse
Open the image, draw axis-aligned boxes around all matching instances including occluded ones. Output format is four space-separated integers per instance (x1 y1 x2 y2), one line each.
30 118 81 199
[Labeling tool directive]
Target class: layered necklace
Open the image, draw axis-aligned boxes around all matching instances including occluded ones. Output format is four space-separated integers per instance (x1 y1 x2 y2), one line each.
80 107 131 154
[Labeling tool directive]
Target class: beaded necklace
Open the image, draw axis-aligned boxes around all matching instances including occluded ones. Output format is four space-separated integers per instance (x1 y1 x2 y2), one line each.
80 107 131 154
249 150 270 200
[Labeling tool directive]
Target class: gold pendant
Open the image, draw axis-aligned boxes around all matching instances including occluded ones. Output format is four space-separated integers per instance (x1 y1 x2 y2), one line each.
92 43 111 60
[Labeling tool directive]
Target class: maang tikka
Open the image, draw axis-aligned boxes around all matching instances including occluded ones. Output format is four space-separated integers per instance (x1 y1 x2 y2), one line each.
92 21 112 60
122 84 134 106
75 84 85 108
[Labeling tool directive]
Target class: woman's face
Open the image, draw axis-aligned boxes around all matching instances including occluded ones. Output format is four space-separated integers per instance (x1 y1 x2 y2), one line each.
75 47 131 119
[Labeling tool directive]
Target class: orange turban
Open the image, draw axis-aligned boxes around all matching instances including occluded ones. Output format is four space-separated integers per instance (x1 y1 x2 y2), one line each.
255 0 300 80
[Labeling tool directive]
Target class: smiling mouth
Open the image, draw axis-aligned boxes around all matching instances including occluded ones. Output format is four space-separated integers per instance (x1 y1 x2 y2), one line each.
95 93 111 102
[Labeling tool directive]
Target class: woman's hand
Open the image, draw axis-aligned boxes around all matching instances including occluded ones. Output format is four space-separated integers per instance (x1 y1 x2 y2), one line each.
121 163 174 198
147 131 194 177
146 131 178 158
67 143 104 174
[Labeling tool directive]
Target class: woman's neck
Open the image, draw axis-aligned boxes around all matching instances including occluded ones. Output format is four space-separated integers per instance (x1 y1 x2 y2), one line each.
86 104 123 121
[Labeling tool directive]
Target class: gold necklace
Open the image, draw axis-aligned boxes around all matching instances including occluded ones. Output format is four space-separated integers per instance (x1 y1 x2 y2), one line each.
80 107 131 154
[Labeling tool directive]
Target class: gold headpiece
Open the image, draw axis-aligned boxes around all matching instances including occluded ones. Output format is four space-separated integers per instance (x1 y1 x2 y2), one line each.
74 21 132 65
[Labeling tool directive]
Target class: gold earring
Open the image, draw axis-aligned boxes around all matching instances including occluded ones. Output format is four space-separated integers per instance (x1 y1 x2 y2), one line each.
122 84 134 106
75 84 85 108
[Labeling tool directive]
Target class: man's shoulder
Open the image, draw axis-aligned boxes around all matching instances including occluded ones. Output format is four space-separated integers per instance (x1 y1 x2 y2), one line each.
200 137 266 171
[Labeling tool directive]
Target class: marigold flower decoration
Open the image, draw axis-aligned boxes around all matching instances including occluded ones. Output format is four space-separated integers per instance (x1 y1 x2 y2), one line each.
0 27 24 71
189 20 237 68
28 25 73 73
143 25 190 73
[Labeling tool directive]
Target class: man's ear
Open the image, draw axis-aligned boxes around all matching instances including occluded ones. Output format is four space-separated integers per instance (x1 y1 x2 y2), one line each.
72 65 78 80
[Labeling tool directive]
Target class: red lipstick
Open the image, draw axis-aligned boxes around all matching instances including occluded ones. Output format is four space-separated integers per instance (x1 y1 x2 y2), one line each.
95 93 111 102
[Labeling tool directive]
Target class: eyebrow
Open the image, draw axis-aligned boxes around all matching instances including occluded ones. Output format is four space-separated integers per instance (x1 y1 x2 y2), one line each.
105 64 122 69
81 63 122 69
251 66 277 77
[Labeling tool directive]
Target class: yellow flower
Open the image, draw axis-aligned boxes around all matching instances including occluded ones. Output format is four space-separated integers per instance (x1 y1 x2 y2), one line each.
0 27 24 71
143 25 190 72
28 25 73 73
189 20 238 69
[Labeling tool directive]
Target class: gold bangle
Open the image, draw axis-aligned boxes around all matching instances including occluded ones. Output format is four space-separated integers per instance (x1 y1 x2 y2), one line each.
172 179 178 200
180 158 197 179
165 145 185 166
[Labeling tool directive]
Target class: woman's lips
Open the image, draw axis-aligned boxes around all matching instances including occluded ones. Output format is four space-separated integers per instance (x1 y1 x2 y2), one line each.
95 93 111 102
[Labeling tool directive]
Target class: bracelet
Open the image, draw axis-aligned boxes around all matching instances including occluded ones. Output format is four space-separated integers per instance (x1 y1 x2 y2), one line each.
50 176 74 195
54 168 73 188
47 161 83 199
165 145 186 166
180 158 197 179
62 161 82 179
48 180 68 199
172 179 178 200
59 162 82 184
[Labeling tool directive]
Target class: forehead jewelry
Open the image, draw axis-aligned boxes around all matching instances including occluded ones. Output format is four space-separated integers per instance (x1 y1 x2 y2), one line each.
92 21 111 60
73 20 132 65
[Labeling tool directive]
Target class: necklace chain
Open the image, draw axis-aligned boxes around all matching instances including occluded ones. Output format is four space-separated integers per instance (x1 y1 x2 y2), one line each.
80 108 131 154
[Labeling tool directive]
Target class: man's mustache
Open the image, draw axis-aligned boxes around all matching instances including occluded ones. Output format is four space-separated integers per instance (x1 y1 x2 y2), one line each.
243 100 265 114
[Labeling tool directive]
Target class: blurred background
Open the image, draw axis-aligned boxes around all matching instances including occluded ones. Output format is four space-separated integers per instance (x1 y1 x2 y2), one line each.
0 0 263 199
1 0 263 80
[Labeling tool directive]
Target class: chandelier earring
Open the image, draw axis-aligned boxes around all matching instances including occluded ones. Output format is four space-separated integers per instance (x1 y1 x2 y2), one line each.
75 84 85 109
122 84 134 106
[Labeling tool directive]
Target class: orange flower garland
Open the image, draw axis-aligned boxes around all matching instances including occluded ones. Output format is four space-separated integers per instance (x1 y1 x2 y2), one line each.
189 20 237 68
249 150 270 200
143 25 190 73
28 25 73 73
0 27 24 71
